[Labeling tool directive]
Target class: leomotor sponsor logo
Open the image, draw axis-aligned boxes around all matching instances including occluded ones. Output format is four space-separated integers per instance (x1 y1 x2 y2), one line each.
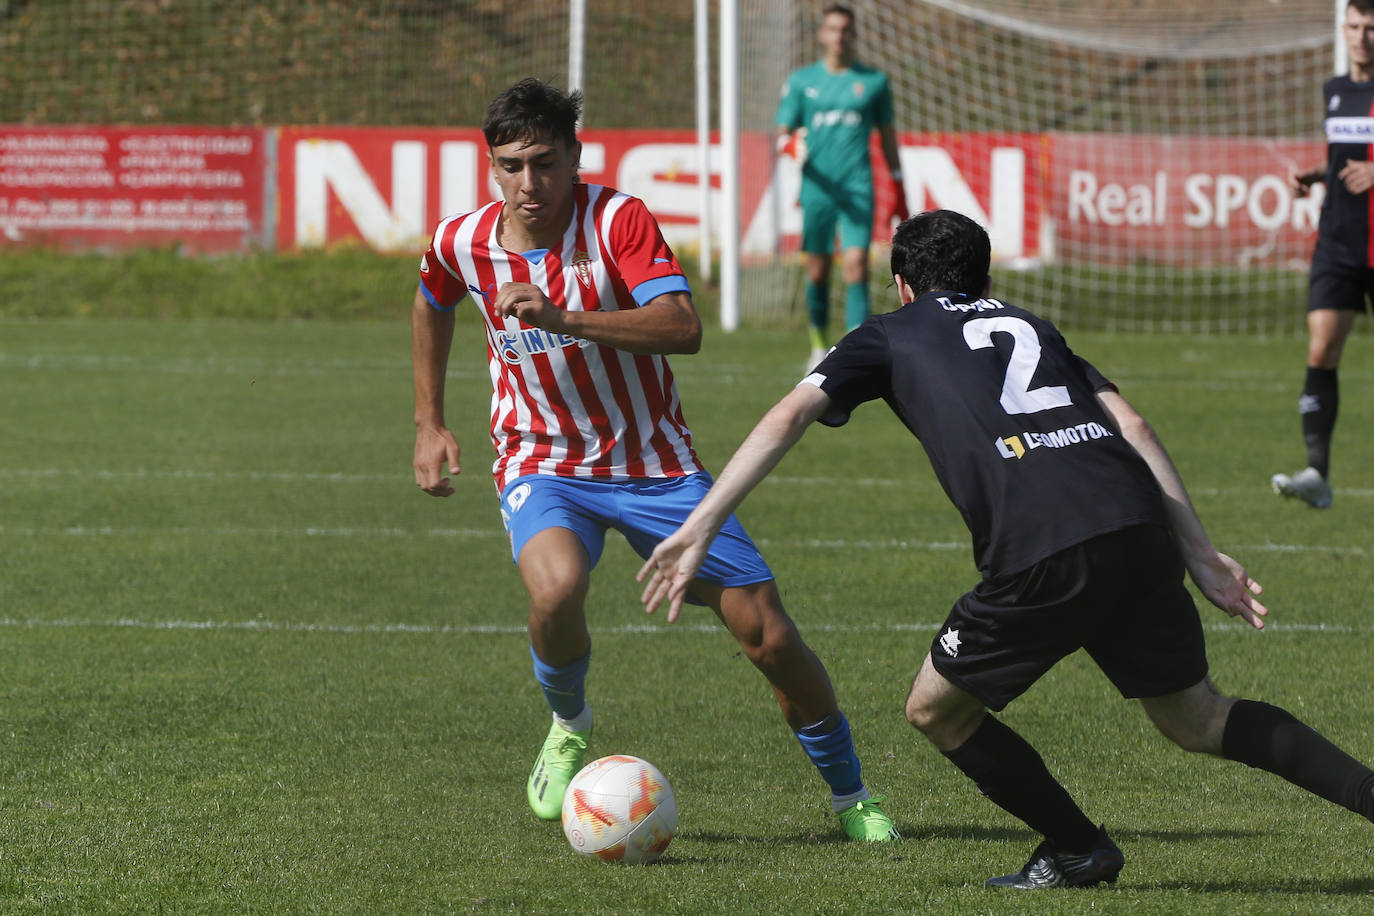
995 421 1114 459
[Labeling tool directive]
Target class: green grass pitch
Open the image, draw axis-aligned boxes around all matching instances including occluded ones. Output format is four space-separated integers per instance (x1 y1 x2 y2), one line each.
2 306 1373 913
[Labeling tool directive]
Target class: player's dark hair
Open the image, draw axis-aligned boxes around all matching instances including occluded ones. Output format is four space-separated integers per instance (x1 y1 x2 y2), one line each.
483 78 582 151
822 4 855 24
1351 0 1374 14
890 210 991 298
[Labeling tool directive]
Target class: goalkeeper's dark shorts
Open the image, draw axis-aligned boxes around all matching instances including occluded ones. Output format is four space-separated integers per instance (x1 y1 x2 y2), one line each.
929 524 1208 712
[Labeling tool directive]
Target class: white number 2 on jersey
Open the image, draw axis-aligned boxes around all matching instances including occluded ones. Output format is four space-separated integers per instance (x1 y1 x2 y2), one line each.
962 316 1072 415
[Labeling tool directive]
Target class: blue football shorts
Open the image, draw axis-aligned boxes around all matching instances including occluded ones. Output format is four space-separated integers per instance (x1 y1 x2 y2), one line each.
498 474 774 596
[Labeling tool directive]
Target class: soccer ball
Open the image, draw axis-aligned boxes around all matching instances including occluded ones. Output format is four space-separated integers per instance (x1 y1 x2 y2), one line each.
561 755 677 864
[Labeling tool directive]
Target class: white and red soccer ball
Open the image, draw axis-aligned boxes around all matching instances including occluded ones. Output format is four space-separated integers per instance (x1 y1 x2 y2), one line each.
561 755 677 864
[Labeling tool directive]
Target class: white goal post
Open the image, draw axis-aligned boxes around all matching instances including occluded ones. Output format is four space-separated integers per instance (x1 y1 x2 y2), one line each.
719 0 1346 335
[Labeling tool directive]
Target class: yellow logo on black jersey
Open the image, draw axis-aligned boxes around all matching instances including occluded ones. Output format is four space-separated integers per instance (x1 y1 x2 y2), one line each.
994 422 1114 460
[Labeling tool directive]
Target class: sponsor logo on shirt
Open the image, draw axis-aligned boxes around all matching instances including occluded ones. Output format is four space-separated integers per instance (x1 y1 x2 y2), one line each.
496 327 587 365
1326 116 1374 143
994 422 1115 459
809 109 864 130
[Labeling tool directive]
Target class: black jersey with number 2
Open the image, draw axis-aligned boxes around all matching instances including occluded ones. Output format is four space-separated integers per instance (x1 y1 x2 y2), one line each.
807 290 1169 579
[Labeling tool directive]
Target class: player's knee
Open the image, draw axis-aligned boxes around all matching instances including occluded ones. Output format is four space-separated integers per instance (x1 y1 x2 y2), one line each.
522 566 588 617
903 689 951 735
903 691 930 730
1154 718 1214 753
1144 690 1232 755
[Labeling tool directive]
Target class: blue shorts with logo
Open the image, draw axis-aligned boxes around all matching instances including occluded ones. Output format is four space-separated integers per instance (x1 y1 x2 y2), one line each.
498 474 774 601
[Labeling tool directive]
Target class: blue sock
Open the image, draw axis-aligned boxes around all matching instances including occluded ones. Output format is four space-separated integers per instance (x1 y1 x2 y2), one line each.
795 712 863 797
844 282 869 331
805 280 829 335
530 646 590 720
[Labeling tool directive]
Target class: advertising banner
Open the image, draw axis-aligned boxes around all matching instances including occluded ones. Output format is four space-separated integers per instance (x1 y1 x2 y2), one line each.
1 124 1329 270
0 125 270 252
276 126 718 254
1050 134 1325 267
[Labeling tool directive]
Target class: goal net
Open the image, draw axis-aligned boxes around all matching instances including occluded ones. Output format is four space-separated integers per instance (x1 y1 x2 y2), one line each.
739 0 1339 334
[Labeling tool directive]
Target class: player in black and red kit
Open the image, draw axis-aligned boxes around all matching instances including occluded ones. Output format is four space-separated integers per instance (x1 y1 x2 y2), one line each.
1273 0 1374 508
641 209 1374 889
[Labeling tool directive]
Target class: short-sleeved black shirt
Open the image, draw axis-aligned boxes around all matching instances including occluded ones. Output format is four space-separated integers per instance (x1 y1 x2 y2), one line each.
807 290 1168 579
1315 75 1374 268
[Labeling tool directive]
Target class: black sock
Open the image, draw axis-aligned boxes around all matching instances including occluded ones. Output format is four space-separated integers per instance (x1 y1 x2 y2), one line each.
942 714 1099 851
1301 367 1338 479
1222 699 1374 821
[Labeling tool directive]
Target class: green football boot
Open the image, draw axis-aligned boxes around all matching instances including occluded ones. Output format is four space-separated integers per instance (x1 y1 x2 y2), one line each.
526 718 591 820
837 794 900 842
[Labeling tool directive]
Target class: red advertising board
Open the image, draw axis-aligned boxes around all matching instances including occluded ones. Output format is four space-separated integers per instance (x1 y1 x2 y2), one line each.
275 126 719 254
274 125 1048 264
0 124 1330 269
1050 133 1325 267
0 125 269 252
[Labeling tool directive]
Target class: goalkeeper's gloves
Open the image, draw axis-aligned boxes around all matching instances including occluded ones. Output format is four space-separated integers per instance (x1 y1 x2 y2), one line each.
890 170 910 223
777 128 808 165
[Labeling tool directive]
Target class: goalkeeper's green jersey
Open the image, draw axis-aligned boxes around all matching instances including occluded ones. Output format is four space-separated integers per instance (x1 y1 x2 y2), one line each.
776 60 894 195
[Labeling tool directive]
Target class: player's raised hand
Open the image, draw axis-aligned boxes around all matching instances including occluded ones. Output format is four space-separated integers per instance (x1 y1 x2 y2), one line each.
637 528 710 623
493 282 561 329
1188 551 1268 630
414 425 461 497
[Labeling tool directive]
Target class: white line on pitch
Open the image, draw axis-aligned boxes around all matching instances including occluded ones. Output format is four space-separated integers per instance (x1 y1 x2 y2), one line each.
0 617 1364 637
0 525 503 538
0 525 1367 557
5 350 1371 390
5 467 1374 499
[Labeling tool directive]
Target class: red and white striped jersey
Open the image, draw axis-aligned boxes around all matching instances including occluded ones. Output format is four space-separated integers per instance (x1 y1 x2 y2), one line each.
418 183 704 490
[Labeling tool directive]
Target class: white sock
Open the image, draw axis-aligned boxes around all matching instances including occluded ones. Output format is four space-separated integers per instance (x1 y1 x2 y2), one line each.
555 706 593 733
831 786 870 813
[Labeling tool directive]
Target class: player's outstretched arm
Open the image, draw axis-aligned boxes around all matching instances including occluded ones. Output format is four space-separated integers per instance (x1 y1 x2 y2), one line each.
1095 388 1268 629
638 383 832 622
412 286 462 497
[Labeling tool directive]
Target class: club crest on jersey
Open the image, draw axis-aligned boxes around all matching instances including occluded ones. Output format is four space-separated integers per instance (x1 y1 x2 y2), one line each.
852 81 865 99
571 249 594 289
496 327 587 365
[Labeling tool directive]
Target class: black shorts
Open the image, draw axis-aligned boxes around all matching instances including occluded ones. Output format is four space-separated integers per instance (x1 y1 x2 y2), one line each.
929 524 1208 711
1308 254 1374 313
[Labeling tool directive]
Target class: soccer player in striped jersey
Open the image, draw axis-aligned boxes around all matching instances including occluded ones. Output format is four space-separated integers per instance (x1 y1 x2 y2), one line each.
411 78 896 841
1273 0 1374 508
777 3 907 370
642 209 1374 888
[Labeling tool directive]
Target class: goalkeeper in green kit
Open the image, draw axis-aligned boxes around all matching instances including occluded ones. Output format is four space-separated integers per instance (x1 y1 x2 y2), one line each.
777 3 907 370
